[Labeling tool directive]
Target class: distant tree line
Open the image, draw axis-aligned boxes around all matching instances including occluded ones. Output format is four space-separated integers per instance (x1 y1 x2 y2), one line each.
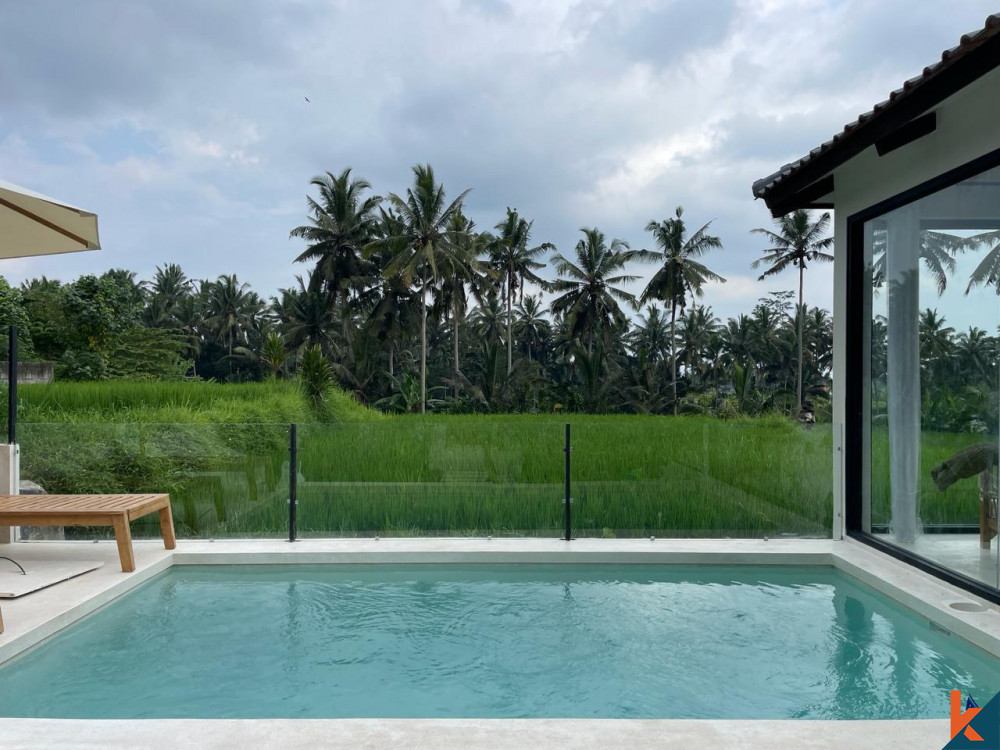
0 164 842 418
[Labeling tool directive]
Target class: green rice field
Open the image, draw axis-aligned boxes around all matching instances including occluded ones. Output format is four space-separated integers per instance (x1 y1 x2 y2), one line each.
4 381 989 539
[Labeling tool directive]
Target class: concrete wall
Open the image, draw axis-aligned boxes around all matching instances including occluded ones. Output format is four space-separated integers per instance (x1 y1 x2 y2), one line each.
0 361 53 385
829 67 1000 539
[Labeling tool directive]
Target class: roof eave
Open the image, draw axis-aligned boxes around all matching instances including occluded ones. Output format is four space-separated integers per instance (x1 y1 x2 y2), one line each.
753 16 1000 217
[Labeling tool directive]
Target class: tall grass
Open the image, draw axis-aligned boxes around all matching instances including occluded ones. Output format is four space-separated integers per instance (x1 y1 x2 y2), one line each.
10 380 374 539
11 380 374 424
294 415 834 538
870 428 985 526
7 381 986 539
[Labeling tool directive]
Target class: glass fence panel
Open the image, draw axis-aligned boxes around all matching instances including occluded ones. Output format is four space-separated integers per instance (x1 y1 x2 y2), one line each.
11 416 833 541
296 419 566 537
572 416 833 539
17 422 290 540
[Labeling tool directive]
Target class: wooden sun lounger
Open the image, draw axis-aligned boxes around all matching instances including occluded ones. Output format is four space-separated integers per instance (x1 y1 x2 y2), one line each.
0 494 176 573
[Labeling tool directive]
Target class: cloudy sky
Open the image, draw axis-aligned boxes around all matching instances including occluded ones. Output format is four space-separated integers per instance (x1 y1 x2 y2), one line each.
0 0 995 322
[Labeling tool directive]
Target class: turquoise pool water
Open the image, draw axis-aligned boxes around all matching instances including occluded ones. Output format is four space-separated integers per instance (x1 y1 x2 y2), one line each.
0 564 997 719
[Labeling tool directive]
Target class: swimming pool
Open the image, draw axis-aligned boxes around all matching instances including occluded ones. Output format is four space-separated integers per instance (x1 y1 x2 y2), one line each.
0 564 996 719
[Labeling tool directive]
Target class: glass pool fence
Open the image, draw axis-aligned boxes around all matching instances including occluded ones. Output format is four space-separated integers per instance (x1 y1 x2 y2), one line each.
14 419 834 541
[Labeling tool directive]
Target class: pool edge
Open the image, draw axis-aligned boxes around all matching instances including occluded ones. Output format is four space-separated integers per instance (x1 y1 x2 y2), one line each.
0 717 953 750
0 537 995 750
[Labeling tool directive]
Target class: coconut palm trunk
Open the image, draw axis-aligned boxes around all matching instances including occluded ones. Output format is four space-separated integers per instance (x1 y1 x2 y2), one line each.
506 283 513 374
670 301 678 416
340 293 352 363
364 164 471 412
751 209 833 417
639 208 725 417
797 259 804 416
453 291 461 390
420 267 428 414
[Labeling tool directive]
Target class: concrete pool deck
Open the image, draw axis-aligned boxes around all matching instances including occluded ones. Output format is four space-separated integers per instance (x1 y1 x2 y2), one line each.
0 536 993 749
0 717 949 749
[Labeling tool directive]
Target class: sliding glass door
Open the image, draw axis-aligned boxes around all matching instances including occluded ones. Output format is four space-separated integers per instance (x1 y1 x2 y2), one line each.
858 161 1000 592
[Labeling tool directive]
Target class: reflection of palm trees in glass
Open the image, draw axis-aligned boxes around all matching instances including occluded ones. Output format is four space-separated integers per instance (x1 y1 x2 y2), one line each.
965 229 1000 293
871 225 1000 295
920 309 956 386
871 316 888 372
957 327 996 380
870 226 968 294
870 315 888 421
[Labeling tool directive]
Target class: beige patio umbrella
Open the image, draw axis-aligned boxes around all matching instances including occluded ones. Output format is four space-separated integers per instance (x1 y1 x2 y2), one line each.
0 181 100 631
0 181 99 633
0 179 100 258
0 177 100 510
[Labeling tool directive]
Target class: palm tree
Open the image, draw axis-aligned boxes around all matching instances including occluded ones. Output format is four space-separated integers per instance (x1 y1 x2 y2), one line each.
364 164 470 412
437 213 488 383
172 291 205 374
364 270 419 378
234 331 288 379
549 227 641 354
150 263 191 312
515 295 550 362
361 207 419 377
870 315 888 390
572 339 617 413
956 326 994 380
101 268 147 308
299 344 334 406
142 295 171 328
804 307 834 385
677 305 719 386
490 208 552 373
749 302 784 385
364 273 419 378
966 229 1000 294
204 274 262 372
290 168 382 348
752 209 833 415
920 308 955 386
275 274 339 356
259 332 288 378
620 349 670 415
633 305 671 364
470 295 507 346
719 314 755 370
641 207 725 414
869 224 969 295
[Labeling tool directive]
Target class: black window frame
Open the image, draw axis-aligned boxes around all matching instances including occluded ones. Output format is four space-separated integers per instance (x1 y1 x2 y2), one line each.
845 145 1000 605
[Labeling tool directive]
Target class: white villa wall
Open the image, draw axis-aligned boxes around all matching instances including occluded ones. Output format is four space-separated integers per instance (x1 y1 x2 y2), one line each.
828 66 1000 539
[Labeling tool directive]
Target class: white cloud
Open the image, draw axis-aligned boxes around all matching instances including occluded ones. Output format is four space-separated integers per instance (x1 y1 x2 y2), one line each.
0 0 994 323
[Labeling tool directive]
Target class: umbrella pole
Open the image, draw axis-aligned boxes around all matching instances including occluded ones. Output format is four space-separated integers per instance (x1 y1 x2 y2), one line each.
8 325 15 445
0 326 15 544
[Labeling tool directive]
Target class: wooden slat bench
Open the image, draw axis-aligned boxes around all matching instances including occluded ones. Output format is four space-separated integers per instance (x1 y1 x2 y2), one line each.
0 494 176 573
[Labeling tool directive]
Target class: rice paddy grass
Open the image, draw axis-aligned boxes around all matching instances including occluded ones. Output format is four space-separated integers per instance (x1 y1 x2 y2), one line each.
5 382 988 539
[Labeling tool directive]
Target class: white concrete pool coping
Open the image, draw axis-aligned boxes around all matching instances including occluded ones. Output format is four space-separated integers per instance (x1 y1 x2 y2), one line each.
0 536 993 749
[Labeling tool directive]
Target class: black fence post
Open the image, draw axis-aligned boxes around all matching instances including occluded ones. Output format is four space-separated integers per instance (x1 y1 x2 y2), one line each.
7 325 16 445
289 423 298 542
563 422 571 541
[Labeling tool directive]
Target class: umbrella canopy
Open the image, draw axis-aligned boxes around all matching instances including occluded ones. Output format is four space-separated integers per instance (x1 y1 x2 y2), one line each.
0 179 100 258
